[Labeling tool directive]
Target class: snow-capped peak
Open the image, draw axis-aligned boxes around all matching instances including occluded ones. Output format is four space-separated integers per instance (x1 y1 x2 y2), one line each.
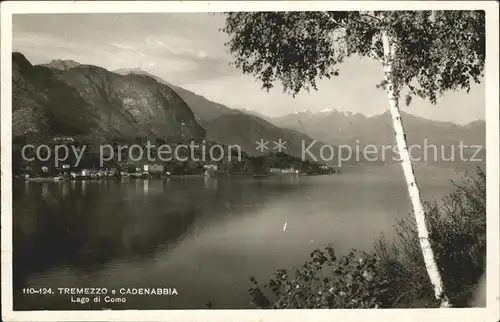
290 109 312 115
319 108 335 113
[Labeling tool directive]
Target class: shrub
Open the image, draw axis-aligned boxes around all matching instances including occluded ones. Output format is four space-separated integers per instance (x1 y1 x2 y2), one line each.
249 247 391 309
375 167 486 307
249 167 486 308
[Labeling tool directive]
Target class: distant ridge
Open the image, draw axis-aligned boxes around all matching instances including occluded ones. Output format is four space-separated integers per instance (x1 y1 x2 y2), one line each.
42 59 81 71
271 107 485 166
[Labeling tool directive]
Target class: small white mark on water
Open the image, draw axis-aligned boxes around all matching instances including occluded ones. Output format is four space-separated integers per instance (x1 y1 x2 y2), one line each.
283 222 288 231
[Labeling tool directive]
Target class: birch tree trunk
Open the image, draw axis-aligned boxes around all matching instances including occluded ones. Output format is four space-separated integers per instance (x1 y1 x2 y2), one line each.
381 31 451 308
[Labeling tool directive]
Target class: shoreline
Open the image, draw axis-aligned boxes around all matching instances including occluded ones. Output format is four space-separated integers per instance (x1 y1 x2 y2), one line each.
15 172 334 182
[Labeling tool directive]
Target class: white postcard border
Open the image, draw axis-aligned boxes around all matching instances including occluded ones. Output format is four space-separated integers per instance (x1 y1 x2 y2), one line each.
1 1 499 321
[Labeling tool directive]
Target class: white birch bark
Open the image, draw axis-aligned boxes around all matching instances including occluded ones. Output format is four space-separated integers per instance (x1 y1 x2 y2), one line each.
381 31 451 308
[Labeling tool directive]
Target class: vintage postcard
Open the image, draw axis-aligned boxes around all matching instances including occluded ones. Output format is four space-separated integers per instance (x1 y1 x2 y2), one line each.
1 1 499 321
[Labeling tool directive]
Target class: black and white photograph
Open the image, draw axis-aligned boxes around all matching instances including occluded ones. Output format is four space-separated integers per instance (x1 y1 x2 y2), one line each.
1 1 499 321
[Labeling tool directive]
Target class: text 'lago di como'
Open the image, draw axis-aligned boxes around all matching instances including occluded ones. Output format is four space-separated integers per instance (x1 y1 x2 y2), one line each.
22 287 179 305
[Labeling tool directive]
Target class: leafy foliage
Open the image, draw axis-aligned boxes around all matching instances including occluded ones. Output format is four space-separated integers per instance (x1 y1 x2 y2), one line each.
223 12 349 95
375 167 486 307
249 168 486 308
223 11 485 103
386 11 485 103
249 247 390 309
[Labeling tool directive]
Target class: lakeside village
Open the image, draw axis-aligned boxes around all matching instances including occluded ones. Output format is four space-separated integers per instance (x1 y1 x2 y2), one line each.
19 162 340 182
14 137 340 182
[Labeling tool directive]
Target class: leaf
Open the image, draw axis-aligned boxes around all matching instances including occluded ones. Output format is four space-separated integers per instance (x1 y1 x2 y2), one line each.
405 94 412 106
223 11 484 104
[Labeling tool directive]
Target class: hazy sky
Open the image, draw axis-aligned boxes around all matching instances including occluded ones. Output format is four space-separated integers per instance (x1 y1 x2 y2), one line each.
13 13 485 124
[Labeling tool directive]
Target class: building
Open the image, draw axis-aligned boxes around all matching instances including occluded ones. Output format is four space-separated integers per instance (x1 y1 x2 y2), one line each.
81 169 98 177
143 164 165 174
269 168 282 175
52 136 75 142
270 167 298 175
204 164 218 176
282 168 297 175
148 164 165 174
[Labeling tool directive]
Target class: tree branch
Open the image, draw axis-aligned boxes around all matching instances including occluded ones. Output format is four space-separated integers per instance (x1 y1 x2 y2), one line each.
371 48 382 62
359 12 383 23
320 11 340 24
320 11 348 28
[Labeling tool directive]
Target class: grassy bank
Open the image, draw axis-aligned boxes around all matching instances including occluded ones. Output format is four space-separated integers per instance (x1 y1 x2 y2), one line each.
248 167 486 309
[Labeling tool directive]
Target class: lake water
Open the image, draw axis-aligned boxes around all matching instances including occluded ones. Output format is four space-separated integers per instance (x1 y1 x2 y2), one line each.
12 164 473 310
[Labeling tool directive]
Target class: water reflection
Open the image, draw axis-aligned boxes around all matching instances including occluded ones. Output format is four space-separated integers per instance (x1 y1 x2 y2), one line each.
204 176 218 190
61 180 69 199
13 180 207 295
12 168 460 310
41 183 49 199
24 181 29 195
81 180 87 196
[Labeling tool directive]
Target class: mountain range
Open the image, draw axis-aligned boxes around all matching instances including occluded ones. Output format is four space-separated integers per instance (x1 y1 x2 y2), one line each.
113 68 327 161
114 67 485 166
12 53 485 167
14 53 205 143
272 109 485 148
272 109 485 165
